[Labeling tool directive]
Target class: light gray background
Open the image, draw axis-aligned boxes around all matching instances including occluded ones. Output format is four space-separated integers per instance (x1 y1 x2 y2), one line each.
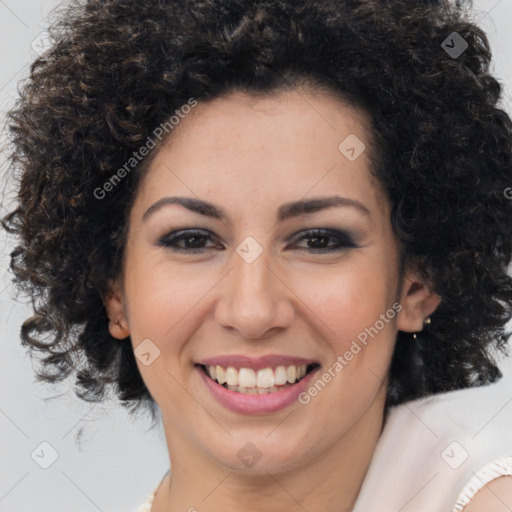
1 1 512 511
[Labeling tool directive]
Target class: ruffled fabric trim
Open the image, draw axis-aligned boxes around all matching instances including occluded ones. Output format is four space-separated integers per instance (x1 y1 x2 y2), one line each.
135 470 169 512
135 486 157 512
452 456 512 511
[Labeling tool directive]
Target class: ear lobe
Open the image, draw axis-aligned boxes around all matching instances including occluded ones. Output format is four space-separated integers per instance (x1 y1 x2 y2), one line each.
103 279 130 339
396 272 441 333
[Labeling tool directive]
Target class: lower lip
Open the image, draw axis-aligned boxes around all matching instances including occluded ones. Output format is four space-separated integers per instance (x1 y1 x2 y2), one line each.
197 365 319 415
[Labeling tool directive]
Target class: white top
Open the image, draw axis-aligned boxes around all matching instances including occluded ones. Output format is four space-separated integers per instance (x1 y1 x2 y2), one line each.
134 366 512 512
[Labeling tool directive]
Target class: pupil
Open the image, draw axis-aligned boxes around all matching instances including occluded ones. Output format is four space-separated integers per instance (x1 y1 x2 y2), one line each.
309 236 328 248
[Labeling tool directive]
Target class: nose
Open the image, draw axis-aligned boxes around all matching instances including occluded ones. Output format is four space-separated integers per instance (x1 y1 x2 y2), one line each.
214 244 295 340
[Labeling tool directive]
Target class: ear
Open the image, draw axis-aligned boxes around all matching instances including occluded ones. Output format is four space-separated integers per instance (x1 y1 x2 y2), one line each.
396 271 441 333
103 279 131 339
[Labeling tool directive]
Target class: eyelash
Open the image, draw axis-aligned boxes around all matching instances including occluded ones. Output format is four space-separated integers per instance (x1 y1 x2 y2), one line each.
157 228 358 254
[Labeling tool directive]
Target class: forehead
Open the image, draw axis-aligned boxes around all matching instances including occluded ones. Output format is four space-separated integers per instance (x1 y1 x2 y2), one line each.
170 88 372 152
133 88 387 222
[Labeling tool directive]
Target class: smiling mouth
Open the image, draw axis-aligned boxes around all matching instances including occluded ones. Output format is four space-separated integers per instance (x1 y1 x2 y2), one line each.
198 363 320 395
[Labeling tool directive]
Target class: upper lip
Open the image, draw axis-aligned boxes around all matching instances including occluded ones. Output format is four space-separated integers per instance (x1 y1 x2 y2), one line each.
197 354 319 370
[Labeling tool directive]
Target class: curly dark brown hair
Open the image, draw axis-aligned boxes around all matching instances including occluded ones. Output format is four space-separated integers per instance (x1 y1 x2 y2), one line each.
2 0 512 425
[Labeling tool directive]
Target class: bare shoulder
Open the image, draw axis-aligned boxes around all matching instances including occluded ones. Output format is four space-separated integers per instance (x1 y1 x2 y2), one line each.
463 476 512 512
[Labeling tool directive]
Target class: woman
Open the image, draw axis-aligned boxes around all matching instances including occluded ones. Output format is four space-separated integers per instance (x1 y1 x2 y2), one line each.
2 0 512 510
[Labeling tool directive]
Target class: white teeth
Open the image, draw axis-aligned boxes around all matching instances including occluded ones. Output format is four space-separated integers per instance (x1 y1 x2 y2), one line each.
216 366 226 384
225 366 239 386
238 368 256 388
286 365 297 384
205 363 310 393
274 366 288 385
256 368 275 388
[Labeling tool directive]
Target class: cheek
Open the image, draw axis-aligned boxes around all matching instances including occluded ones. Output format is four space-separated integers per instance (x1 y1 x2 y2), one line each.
290 255 399 414
123 246 197 335
294 262 398 421
292 256 398 344
122 260 198 405
122 255 228 387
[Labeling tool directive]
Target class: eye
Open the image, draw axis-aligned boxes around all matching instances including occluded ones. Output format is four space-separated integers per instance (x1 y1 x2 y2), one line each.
290 228 359 253
157 229 219 252
158 228 358 254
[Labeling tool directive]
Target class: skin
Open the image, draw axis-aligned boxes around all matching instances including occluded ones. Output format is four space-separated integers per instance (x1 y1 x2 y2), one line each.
105 87 441 511
464 476 512 511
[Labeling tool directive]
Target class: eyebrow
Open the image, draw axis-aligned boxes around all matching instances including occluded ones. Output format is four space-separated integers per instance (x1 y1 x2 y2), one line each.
142 195 371 223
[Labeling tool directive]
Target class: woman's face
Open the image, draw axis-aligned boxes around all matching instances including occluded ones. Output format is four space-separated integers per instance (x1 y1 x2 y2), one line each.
106 88 437 474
